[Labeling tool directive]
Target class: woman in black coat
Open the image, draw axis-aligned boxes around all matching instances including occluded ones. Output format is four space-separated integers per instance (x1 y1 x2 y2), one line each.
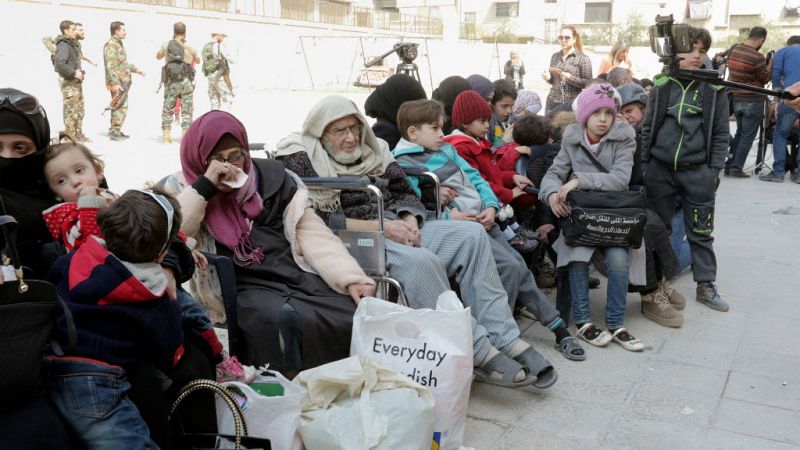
364 74 426 149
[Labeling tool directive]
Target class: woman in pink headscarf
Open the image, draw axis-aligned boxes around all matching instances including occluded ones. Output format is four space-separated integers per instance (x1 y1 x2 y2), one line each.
173 110 375 377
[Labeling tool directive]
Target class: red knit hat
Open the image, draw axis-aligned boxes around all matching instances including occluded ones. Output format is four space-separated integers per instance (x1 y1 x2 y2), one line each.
451 90 493 127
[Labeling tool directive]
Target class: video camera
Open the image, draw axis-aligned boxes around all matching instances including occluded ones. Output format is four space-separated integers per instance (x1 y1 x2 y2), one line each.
647 15 795 100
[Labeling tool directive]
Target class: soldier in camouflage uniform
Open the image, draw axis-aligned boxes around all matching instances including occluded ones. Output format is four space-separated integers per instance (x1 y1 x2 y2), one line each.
104 21 144 141
202 32 233 111
52 20 87 142
157 22 199 143
43 22 93 67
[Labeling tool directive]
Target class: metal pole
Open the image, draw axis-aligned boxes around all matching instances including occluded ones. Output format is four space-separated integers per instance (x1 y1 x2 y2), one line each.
359 37 371 88
299 36 316 90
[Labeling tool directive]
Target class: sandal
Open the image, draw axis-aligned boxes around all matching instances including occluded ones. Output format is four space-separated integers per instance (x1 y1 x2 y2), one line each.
511 346 558 389
554 336 586 361
577 323 612 347
474 352 537 389
610 327 645 352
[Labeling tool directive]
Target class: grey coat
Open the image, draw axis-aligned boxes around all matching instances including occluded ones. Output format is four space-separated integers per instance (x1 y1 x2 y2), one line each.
539 120 646 284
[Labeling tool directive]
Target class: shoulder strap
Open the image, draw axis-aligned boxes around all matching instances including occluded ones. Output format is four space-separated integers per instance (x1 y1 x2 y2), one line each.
578 144 610 173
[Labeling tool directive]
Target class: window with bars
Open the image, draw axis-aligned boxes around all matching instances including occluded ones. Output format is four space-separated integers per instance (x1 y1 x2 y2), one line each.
585 2 611 23
494 2 519 18
464 11 476 23
544 18 558 42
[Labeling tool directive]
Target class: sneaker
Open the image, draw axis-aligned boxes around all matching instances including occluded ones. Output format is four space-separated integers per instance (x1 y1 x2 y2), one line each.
515 226 540 241
792 173 800 184
759 172 785 183
577 323 612 347
727 169 750 178
609 327 645 352
696 282 729 312
509 234 539 254
658 280 686 310
641 289 684 328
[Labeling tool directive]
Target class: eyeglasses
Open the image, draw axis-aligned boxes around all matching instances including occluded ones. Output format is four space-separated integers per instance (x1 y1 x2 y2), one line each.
327 123 363 139
0 92 43 115
558 35 573 41
207 148 246 166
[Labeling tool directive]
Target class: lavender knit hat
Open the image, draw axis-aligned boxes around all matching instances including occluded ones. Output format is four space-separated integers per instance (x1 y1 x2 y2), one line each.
575 83 618 126
513 90 542 115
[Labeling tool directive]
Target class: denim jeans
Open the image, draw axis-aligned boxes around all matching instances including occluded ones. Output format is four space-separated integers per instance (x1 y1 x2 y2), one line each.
772 104 800 176
568 247 629 329
45 358 158 450
727 100 765 172
669 209 692 277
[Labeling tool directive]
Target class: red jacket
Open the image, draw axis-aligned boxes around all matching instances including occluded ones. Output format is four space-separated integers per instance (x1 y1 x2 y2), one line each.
444 133 535 206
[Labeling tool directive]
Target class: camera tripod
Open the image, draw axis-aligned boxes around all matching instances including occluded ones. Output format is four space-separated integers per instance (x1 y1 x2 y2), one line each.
396 62 420 83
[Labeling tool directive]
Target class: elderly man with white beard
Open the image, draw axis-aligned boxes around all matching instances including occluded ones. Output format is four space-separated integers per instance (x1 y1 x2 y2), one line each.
276 95 557 390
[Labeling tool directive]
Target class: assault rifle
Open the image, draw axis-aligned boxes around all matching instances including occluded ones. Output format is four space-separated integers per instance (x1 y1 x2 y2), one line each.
102 79 131 115
220 56 234 97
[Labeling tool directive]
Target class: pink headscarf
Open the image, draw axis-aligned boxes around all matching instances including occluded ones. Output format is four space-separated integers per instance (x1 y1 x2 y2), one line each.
180 111 264 265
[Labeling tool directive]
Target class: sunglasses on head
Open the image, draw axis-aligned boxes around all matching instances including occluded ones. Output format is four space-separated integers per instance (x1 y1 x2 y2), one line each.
0 92 43 115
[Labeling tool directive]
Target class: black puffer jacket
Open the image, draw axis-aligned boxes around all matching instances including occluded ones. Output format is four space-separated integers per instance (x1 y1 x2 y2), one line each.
54 35 81 81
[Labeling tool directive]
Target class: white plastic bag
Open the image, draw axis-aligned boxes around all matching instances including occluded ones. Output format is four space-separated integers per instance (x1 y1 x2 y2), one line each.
216 370 305 450
350 292 473 450
293 356 435 450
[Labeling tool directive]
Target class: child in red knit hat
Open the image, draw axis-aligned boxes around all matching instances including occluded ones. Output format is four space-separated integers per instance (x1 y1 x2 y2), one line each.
444 90 538 252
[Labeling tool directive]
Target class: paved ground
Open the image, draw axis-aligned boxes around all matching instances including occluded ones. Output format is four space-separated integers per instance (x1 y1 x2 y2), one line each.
464 163 800 449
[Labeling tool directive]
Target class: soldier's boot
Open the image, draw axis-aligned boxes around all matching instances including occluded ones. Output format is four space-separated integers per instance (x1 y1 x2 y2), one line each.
163 129 172 144
641 289 684 328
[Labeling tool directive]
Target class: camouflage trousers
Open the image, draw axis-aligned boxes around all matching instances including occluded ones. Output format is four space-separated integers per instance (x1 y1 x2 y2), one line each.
60 79 84 137
207 70 232 111
109 82 129 133
162 79 194 130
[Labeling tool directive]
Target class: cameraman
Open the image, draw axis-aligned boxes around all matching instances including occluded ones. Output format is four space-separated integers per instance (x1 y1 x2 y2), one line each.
724 27 771 178
762 35 800 183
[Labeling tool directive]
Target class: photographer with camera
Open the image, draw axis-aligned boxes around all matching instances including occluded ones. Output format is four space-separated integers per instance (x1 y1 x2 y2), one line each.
642 26 731 313
723 27 771 178
761 35 800 183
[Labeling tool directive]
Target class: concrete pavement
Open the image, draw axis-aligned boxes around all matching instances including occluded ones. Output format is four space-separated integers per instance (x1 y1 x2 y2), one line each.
464 163 800 449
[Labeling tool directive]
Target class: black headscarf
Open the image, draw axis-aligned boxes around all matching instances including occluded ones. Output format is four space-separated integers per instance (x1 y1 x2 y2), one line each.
0 88 55 276
431 76 471 134
364 74 427 123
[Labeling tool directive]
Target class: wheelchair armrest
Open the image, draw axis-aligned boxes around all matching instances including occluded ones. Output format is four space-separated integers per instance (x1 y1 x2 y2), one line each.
301 177 385 225
398 168 441 220
201 252 247 361
302 176 370 190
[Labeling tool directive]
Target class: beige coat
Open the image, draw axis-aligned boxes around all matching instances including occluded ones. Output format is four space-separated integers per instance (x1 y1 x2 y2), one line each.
162 171 374 323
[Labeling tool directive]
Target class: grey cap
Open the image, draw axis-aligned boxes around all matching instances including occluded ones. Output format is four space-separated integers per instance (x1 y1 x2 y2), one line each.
618 83 648 108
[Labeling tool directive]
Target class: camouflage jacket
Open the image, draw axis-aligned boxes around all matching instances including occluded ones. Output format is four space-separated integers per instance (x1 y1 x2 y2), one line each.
202 41 222 75
104 37 138 86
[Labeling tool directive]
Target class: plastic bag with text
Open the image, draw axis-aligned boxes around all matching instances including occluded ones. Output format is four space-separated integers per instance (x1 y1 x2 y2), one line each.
350 292 473 450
